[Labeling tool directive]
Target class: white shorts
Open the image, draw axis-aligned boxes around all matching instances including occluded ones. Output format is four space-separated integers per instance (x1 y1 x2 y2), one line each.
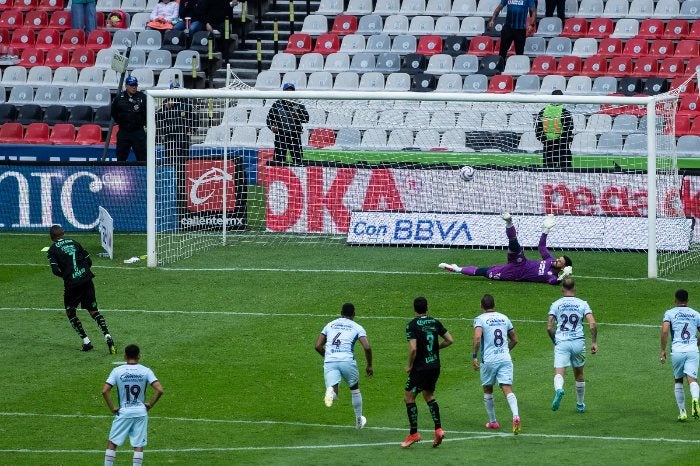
108 415 148 448
324 360 360 388
553 339 586 369
671 351 699 380
480 359 514 387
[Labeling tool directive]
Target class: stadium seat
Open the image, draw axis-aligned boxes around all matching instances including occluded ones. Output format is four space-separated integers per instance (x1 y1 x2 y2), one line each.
44 49 69 69
530 55 556 76
648 39 674 59
0 103 18 123
0 9 22 28
653 0 680 19
52 66 78 85
587 18 613 38
359 128 387 149
487 74 513 94
46 9 70 30
435 73 462 92
618 77 643 95
38 0 64 10
15 0 39 11
346 0 372 14
679 0 700 19
561 17 587 39
60 28 85 51
134 29 162 52
581 55 608 78
333 71 359 90
556 55 582 77
359 71 385 91
391 34 417 54
302 14 329 36
35 28 60 52
11 28 35 52
677 135 700 156
417 35 442 56
565 75 592 95
571 38 597 58
0 121 23 142
467 35 494 57
331 15 358 36
332 127 361 149
502 55 530 76
308 127 336 148
184 31 213 54
93 104 112 127
660 20 687 40
70 48 95 69
452 53 479 74
43 103 69 125
112 30 138 51
33 84 60 106
523 36 546 56
324 52 350 72
161 30 186 53
24 9 47 28
545 37 572 57
317 0 344 14
602 0 629 17
173 50 200 72
514 73 540 93
426 54 453 74
610 19 639 39
296 53 323 73
450 0 476 16
255 70 280 90
86 29 111 51
68 104 93 125
443 36 468 56
578 0 604 17
356 14 383 35
1 65 27 86
595 132 623 154
620 38 648 57
364 34 391 54
622 133 647 155
400 0 426 15
270 52 296 72
591 76 618 95
145 49 172 71
434 16 459 35
675 115 692 136
685 57 700 77
689 20 700 40
674 40 699 59
16 103 42 124
313 33 341 55
128 11 149 31
23 122 49 144
7 84 34 106
410 72 436 91
677 95 700 118
608 57 633 77
629 57 658 78
425 0 449 15
384 72 410 91
340 33 366 54
656 57 683 78
637 19 664 39
642 77 669 96
460 16 485 36
462 73 487 92
383 14 409 35
540 74 566 94
478 54 503 76
401 52 427 74
75 123 102 145
629 0 656 18
409 15 435 35
83 87 111 108
535 17 562 37
597 37 623 58
153 68 183 90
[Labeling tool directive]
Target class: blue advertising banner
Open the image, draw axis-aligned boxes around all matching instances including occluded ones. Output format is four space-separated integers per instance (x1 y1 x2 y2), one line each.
0 163 147 231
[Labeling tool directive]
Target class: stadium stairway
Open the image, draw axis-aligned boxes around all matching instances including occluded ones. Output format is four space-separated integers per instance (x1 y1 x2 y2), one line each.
214 0 321 87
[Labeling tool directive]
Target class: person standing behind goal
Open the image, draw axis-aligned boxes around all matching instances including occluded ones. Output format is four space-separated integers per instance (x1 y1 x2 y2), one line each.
547 277 598 413
266 83 309 165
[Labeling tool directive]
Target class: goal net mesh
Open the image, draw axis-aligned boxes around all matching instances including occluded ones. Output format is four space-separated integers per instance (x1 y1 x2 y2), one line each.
149 75 698 277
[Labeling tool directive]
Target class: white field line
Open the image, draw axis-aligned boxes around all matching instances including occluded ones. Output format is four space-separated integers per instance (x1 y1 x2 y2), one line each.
2 262 699 283
0 307 661 328
1 412 699 454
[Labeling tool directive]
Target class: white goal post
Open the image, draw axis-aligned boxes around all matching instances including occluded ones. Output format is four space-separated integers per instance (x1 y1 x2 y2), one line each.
146 83 697 278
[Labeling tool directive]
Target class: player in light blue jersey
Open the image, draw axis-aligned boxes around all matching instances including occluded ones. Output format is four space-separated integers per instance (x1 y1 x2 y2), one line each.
660 289 700 421
472 294 521 434
102 344 163 466
547 278 597 413
315 303 373 429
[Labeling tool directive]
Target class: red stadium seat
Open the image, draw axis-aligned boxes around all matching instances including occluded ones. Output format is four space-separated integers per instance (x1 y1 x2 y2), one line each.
0 27 10 47
38 0 64 10
556 55 582 77
671 76 696 95
75 123 102 145
13 0 38 11
657 57 684 78
648 39 674 58
23 10 48 28
662 20 689 40
467 35 495 57
61 28 86 51
608 56 633 77
0 0 13 10
0 10 23 29
417 35 443 56
86 29 111 51
677 94 700 117
675 40 699 59
689 21 700 40
285 33 313 54
10 27 35 52
312 33 340 55
684 57 700 77
109 124 118 146
561 17 588 39
35 28 60 52
69 47 95 69
330 15 358 36
530 55 557 76
620 38 648 57
675 115 692 136
46 9 70 30
487 74 514 93
0 122 23 143
689 119 700 137
597 37 622 58
45 48 69 69
23 122 50 144
50 122 76 144
18 47 44 66
636 19 664 39
587 18 614 38
308 127 335 148
629 56 658 78
581 55 608 77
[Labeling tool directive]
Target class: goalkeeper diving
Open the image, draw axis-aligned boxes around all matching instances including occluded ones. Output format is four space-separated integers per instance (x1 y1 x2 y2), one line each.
440 213 573 285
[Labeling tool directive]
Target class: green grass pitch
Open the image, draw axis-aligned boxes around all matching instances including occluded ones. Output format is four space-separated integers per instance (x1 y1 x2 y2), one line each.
2 232 700 465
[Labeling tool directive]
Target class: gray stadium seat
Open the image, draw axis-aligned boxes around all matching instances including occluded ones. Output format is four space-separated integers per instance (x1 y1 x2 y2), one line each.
306 71 334 90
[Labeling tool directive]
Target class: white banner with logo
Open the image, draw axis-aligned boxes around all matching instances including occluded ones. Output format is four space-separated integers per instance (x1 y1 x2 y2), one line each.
98 206 114 259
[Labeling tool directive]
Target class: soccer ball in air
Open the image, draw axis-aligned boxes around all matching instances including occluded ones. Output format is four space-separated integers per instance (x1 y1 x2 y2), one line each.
459 166 475 182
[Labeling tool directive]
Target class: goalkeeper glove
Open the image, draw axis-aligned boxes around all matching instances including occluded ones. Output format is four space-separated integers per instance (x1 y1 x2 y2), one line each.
558 266 573 281
542 214 556 234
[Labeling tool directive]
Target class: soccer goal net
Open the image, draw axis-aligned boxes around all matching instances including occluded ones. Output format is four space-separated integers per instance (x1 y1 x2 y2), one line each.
146 74 698 278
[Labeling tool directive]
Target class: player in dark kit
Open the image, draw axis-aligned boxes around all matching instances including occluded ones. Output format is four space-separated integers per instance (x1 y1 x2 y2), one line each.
401 297 454 449
47 225 115 354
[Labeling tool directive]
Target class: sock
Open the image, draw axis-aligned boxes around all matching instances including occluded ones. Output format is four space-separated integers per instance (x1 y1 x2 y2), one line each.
104 449 116 466
91 311 110 335
461 266 477 275
133 451 143 466
483 394 496 422
350 388 363 419
690 381 700 401
506 225 516 239
69 316 87 339
506 392 519 417
406 402 418 434
427 399 441 429
675 383 686 411
554 374 564 391
575 381 585 404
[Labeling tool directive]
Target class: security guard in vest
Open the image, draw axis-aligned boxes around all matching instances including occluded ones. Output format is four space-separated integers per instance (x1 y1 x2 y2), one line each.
535 90 574 169
111 75 147 162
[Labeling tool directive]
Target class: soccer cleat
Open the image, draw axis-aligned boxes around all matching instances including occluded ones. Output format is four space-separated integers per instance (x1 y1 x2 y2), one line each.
485 421 500 430
356 415 367 430
400 432 421 448
679 409 688 421
324 386 335 407
432 428 445 447
81 342 94 352
551 389 564 411
105 334 116 355
439 263 460 273
501 212 512 223
693 399 699 419
576 403 586 414
512 416 521 435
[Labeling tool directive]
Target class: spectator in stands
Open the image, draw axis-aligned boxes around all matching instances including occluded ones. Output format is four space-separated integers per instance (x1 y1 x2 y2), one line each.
204 0 237 35
266 83 309 165
71 0 97 34
147 0 181 30
111 76 147 162
545 0 566 24
175 0 206 35
535 90 574 169
489 0 537 62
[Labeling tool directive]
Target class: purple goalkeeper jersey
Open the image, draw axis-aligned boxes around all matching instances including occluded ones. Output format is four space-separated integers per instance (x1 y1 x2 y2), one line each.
486 234 560 284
